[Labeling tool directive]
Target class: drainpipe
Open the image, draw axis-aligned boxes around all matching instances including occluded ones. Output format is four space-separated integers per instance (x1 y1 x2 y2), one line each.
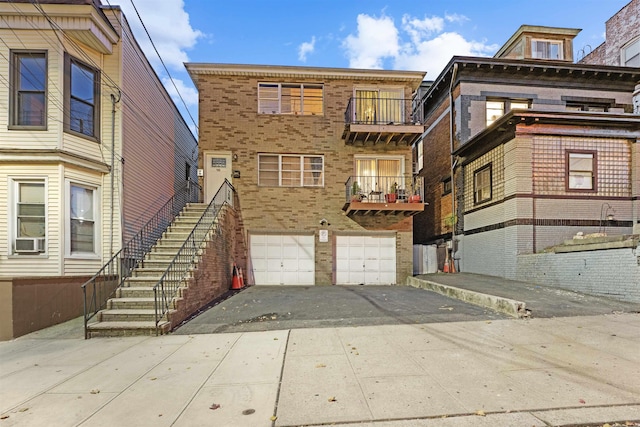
110 92 121 258
449 63 459 271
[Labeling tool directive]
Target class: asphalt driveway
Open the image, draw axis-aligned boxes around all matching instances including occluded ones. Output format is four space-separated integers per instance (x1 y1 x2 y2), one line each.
173 285 508 334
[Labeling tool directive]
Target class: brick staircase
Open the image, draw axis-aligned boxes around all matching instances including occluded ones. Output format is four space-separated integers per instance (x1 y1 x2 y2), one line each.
86 203 209 338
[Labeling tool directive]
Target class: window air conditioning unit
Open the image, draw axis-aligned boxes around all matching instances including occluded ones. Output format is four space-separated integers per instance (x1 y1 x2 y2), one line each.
15 237 46 253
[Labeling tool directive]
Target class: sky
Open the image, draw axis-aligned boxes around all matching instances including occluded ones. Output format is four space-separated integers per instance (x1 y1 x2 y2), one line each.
112 0 631 135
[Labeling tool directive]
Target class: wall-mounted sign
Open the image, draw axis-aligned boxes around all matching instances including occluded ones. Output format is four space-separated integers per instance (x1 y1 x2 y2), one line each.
319 229 329 242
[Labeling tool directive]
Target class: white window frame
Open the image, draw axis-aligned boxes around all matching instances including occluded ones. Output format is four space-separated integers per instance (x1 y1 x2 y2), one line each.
486 99 530 126
257 154 325 187
531 39 563 60
66 180 100 258
8 177 48 256
417 140 424 172
567 151 596 192
258 83 324 115
621 37 640 67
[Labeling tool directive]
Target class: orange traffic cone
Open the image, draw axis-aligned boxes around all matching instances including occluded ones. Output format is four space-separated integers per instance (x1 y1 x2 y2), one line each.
231 263 242 289
238 267 245 288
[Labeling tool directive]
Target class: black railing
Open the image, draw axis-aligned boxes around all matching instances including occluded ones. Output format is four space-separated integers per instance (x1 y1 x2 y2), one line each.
82 180 200 339
344 97 418 125
346 175 424 203
153 179 236 333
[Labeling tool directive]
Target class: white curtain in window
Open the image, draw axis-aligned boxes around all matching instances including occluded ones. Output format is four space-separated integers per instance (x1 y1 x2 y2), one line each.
355 90 377 123
70 185 94 253
378 89 403 123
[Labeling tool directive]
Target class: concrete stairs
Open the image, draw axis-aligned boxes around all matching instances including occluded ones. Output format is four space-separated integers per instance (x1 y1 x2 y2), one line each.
87 203 210 338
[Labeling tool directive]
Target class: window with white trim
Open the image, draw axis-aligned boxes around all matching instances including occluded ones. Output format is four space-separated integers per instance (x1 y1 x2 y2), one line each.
417 140 424 172
473 164 492 204
622 38 640 67
69 183 98 254
567 151 596 191
12 179 46 254
258 154 324 187
486 99 529 126
10 50 47 127
531 39 563 60
258 83 323 115
65 55 100 138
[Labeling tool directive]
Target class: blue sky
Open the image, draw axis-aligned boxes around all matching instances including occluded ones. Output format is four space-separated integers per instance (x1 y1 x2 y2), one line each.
115 0 631 133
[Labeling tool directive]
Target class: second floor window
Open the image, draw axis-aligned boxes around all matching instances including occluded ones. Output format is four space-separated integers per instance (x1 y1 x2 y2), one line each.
258 154 324 187
486 99 529 126
11 51 47 127
65 55 100 138
532 39 563 60
258 83 323 115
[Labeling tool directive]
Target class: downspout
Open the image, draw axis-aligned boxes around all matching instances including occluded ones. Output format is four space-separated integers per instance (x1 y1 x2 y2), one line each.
449 63 459 271
110 92 121 258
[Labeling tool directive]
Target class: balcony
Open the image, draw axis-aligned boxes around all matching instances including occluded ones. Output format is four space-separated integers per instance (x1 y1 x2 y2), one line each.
343 176 425 216
342 97 425 146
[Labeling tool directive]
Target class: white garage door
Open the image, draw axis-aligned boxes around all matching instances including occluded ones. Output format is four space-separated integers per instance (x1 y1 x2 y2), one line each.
336 235 396 285
250 234 315 285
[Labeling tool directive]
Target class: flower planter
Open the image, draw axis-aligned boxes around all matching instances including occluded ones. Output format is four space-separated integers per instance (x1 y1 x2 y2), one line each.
408 195 421 203
385 193 397 203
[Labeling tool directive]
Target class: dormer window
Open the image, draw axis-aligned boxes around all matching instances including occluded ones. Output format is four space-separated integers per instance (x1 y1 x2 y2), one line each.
531 39 563 60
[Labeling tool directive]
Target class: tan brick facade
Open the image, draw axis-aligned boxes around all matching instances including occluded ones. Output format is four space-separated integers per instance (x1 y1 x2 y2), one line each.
188 65 426 285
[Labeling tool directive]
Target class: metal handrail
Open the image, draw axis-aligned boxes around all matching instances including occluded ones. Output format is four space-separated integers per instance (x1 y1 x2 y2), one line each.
82 179 200 339
344 96 418 125
153 179 236 333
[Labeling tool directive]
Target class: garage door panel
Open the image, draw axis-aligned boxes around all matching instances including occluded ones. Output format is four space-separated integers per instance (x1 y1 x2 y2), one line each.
250 234 315 285
336 235 396 285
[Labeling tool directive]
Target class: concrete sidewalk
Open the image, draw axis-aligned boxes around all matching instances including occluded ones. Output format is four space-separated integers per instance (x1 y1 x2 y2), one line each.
1 314 639 426
410 273 640 318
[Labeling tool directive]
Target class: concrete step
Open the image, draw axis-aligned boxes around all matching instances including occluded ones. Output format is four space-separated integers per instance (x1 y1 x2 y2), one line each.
139 259 190 270
117 286 155 298
86 320 170 338
108 297 155 310
98 309 156 322
125 276 163 287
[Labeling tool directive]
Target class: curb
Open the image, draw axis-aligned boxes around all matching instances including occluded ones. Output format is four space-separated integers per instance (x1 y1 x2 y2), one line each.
406 276 528 318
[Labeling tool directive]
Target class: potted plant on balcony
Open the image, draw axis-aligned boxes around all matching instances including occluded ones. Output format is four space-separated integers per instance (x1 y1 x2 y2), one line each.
385 182 398 203
351 181 363 202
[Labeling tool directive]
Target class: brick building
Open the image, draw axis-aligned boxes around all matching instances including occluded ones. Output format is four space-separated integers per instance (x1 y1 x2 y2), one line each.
579 0 639 67
186 64 426 285
413 25 640 278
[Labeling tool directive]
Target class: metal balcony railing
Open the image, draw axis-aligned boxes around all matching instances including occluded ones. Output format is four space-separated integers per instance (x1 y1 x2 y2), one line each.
345 175 424 203
153 179 236 333
344 97 418 125
82 180 200 339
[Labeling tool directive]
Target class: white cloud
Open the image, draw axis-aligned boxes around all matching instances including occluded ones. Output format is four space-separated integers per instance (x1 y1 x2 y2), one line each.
342 14 399 69
119 0 203 71
162 77 199 107
298 36 316 62
343 12 498 78
445 13 469 24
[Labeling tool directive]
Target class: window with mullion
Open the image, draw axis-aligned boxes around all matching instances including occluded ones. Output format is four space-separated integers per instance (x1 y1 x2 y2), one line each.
11 51 47 127
70 184 97 254
258 83 323 115
567 151 596 191
65 55 100 138
474 164 492 204
258 154 324 187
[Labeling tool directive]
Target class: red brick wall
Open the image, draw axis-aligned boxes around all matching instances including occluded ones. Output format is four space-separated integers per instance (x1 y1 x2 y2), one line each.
167 201 247 329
